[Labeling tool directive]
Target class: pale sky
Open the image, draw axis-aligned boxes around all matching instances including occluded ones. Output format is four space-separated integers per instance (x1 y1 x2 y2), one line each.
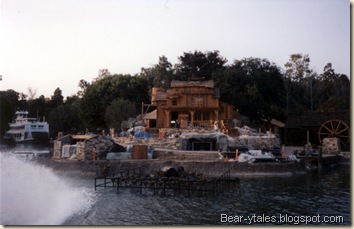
0 0 350 98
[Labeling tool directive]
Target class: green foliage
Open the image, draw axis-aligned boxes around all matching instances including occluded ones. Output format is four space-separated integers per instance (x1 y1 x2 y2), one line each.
27 95 46 119
79 74 150 129
214 57 286 121
152 56 173 89
175 50 227 80
284 53 311 82
1 51 350 138
0 90 19 135
48 103 82 136
105 99 137 131
48 87 64 108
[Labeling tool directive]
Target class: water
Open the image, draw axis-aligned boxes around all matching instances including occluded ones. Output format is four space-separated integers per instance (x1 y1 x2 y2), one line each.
0 144 351 225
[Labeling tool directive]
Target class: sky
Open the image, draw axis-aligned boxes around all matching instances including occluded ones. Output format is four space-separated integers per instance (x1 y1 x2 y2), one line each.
0 0 351 98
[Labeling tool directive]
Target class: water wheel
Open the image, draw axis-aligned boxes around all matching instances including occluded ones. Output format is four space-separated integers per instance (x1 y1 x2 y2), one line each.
318 119 350 146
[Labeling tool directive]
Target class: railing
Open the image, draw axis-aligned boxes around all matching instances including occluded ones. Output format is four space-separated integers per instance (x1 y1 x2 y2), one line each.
94 167 142 190
94 168 239 196
188 121 212 129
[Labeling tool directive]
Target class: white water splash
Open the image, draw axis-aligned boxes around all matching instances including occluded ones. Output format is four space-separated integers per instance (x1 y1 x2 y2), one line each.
0 154 96 225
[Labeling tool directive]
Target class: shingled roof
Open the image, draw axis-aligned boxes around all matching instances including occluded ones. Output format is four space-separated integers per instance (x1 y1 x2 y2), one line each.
170 80 214 88
285 110 350 128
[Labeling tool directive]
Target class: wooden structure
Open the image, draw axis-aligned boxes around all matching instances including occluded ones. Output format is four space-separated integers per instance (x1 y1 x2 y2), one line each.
151 79 235 129
285 110 350 148
294 150 342 171
94 167 240 196
318 120 349 146
53 134 113 160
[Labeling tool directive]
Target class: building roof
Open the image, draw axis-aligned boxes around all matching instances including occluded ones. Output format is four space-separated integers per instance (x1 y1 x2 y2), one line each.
154 91 167 101
285 110 350 128
154 80 218 101
144 109 157 120
170 80 214 88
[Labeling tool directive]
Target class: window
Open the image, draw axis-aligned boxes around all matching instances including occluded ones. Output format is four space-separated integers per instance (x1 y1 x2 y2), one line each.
191 96 203 106
172 99 177 106
194 111 210 121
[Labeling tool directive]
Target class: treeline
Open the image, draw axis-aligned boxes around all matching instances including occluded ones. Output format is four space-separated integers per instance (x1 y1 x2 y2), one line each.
0 51 350 138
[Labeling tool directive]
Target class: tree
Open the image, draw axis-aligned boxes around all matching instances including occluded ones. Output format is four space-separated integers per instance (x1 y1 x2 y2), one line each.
318 63 350 111
105 99 137 131
27 95 46 120
284 54 311 82
214 57 286 121
174 50 227 80
301 71 320 111
48 87 64 108
93 69 111 82
283 53 311 114
153 56 174 89
79 74 150 129
0 90 20 135
27 87 37 100
48 103 82 135
77 79 90 98
239 84 266 121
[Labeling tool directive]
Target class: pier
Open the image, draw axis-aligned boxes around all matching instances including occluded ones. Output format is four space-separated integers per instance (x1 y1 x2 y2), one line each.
294 148 342 171
94 167 240 196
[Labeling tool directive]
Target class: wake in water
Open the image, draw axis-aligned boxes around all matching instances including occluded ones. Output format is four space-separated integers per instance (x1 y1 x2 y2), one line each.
0 154 96 225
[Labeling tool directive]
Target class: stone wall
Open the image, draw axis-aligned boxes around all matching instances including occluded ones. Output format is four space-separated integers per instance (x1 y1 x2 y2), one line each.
322 138 341 154
113 131 281 152
82 135 113 160
233 135 282 150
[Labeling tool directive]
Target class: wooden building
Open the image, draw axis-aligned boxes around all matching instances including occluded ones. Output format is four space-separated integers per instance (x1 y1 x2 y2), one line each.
150 79 235 129
284 110 350 148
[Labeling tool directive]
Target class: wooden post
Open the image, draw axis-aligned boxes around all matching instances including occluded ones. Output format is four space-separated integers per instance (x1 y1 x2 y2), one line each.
92 148 96 161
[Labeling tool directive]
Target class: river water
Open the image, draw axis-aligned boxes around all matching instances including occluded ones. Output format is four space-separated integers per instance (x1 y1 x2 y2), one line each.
0 144 351 226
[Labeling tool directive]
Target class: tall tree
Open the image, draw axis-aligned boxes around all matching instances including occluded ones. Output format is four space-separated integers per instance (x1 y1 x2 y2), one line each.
77 79 90 98
27 95 46 120
105 99 137 131
284 54 311 82
214 57 285 121
49 87 64 108
283 53 311 114
79 74 150 129
318 63 350 111
27 87 37 100
175 50 227 80
153 56 174 89
93 69 111 82
0 90 20 135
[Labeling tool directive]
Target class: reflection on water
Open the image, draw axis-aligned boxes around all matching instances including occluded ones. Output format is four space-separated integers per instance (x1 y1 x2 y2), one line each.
0 144 351 225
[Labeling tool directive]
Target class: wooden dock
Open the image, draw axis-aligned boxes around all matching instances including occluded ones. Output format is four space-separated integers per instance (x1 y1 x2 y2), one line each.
296 153 342 171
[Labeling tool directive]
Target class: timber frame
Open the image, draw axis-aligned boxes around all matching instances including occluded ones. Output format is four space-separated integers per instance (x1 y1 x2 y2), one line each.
151 79 234 129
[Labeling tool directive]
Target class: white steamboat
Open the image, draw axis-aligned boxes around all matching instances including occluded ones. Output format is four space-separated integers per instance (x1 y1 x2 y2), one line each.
4 111 49 143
